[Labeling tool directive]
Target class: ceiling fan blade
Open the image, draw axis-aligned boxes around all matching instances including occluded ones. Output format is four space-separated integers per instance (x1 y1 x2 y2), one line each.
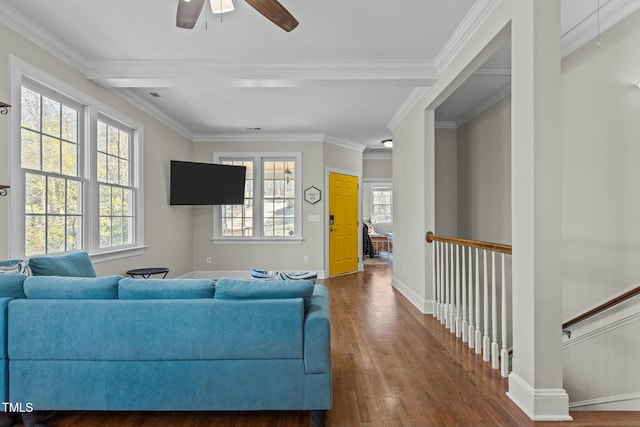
176 0 206 29
245 0 299 32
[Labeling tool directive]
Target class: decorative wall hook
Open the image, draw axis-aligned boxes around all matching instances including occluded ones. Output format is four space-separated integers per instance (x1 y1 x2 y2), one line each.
0 102 10 115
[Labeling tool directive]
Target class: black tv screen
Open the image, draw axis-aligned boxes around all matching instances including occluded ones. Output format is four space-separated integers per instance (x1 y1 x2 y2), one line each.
170 160 246 205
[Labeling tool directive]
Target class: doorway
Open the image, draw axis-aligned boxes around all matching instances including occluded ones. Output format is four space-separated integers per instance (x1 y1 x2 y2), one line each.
328 172 359 276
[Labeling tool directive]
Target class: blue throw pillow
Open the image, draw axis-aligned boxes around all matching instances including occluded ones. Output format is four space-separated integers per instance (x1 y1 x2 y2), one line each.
28 251 96 277
214 277 315 309
24 275 121 299
118 278 215 299
0 274 27 298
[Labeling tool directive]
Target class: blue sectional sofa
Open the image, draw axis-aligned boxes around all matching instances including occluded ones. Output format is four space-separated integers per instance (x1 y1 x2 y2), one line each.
0 253 332 426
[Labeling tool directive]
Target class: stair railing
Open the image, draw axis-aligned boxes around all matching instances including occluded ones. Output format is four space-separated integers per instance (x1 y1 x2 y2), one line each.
562 284 640 338
426 231 512 377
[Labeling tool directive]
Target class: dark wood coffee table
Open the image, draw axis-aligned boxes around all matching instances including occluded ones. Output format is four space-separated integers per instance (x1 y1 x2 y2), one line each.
126 267 169 279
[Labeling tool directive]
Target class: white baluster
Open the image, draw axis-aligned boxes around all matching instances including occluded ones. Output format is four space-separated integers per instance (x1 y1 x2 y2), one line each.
483 250 490 362
461 245 468 342
439 242 444 322
449 244 455 331
468 246 475 349
475 248 482 355
432 238 437 319
455 245 461 337
443 243 449 327
500 252 509 377
491 252 499 369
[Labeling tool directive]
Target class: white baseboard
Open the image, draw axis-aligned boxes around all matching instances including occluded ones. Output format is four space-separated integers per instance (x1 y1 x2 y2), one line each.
507 373 572 421
570 392 640 411
391 275 433 314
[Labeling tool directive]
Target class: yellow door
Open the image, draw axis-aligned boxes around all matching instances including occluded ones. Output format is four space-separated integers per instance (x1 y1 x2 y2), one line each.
329 173 359 276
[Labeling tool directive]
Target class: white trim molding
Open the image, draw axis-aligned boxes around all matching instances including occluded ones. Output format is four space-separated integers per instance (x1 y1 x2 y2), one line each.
391 276 433 314
507 374 572 421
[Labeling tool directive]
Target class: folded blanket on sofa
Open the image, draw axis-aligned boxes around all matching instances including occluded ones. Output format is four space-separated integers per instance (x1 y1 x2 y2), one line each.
251 269 317 283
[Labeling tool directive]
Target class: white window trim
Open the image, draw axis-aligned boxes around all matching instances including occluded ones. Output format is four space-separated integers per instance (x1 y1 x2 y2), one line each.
8 56 145 261
371 183 393 226
212 152 302 243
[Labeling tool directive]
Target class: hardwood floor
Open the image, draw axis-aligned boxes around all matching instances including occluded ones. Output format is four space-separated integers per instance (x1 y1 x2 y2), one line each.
43 265 639 427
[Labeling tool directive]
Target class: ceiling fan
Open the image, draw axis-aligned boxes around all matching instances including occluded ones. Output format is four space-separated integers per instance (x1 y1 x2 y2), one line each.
177 0 299 32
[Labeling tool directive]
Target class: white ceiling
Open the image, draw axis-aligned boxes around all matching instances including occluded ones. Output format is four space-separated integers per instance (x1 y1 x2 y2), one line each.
1 0 638 148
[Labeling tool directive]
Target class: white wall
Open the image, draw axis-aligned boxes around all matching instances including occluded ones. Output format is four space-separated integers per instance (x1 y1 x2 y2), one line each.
561 8 640 318
435 127 458 237
457 95 511 244
0 22 194 277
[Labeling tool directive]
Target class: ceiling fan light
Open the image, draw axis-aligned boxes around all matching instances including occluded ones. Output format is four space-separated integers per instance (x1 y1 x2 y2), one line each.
210 0 234 14
381 139 393 148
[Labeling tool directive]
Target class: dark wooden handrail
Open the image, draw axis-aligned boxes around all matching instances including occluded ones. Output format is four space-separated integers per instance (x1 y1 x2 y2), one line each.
563 285 640 330
425 231 512 255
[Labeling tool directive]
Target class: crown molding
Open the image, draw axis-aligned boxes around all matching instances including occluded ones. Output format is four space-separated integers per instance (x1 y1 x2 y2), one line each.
112 89 195 141
0 1 87 73
386 87 430 132
363 149 392 160
455 83 511 128
561 0 640 57
435 121 458 130
323 136 367 152
434 0 504 72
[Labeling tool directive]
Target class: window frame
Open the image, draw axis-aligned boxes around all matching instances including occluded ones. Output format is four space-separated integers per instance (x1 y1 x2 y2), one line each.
9 57 145 262
370 183 393 226
213 152 303 243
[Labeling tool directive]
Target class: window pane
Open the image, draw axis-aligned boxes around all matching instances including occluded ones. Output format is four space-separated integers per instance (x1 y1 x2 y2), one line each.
61 141 77 176
25 215 45 256
119 159 129 186
99 217 111 248
112 187 123 215
47 177 65 214
107 155 118 184
67 180 82 215
119 130 129 159
97 121 107 152
42 136 60 174
112 217 123 246
47 215 65 253
21 87 41 132
108 125 119 156
42 96 61 137
99 185 112 215
66 215 81 251
21 129 41 170
61 105 77 143
97 152 107 182
25 173 45 214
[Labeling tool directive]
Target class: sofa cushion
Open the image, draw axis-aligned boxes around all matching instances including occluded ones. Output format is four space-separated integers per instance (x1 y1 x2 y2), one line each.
0 274 27 298
118 278 215 299
24 275 121 299
215 278 315 309
28 251 96 277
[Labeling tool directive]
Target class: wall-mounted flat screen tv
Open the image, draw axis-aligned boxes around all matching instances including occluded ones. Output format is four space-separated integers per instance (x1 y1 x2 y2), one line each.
170 160 246 205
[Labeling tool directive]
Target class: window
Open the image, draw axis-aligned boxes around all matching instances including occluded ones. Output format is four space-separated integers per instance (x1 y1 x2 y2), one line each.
20 84 83 255
14 70 142 259
371 185 392 225
97 118 135 249
215 153 301 241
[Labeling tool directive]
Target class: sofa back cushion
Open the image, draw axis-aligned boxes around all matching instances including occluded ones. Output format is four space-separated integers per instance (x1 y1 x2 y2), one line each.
0 259 22 267
214 278 315 309
0 274 27 298
28 251 96 277
24 275 121 299
118 278 215 299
